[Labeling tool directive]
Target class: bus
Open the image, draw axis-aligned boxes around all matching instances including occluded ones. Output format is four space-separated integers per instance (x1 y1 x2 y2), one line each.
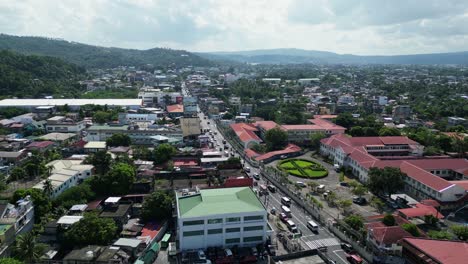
161 233 171 249
260 185 268 195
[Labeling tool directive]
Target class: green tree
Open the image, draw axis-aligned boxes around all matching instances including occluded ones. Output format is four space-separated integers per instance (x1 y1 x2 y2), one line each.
424 214 439 226
12 188 51 222
0 258 24 264
92 111 111 124
13 233 46 263
223 112 234 120
337 199 352 214
368 167 405 196
427 230 453 240
42 179 54 197
141 190 174 222
85 150 112 175
382 214 396 226
54 182 95 209
335 113 355 129
344 214 364 231
310 132 326 150
265 126 288 151
378 127 401 136
402 223 421 237
106 133 131 147
349 126 364 136
370 197 385 213
10 167 27 181
153 143 177 165
90 162 136 195
450 225 468 241
63 213 117 247
0 173 7 191
351 185 368 198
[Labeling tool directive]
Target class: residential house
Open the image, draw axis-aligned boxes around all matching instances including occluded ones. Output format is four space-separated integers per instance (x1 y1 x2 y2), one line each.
400 238 468 264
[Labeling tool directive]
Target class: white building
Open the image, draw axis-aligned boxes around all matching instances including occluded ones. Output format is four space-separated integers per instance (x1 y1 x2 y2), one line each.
33 160 94 198
118 113 158 125
176 187 270 250
337 94 355 105
0 99 142 111
46 116 86 133
261 78 281 84
137 89 182 107
297 78 320 86
378 96 388 106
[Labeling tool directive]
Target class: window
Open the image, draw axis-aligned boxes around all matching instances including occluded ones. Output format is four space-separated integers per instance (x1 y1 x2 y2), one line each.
183 230 204 237
226 217 241 223
244 215 263 221
243 236 263 242
226 228 240 233
244 226 263 232
208 228 223 235
183 220 204 226
225 238 240 244
208 218 223 224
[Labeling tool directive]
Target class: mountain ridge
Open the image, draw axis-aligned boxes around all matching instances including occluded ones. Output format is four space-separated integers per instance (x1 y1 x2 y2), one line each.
0 34 213 69
199 48 468 65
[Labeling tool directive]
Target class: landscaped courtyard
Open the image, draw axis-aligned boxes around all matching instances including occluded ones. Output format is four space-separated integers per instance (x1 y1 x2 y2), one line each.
277 158 328 178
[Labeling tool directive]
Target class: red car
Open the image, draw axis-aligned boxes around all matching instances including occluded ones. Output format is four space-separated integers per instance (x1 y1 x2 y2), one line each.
279 213 289 223
346 254 363 264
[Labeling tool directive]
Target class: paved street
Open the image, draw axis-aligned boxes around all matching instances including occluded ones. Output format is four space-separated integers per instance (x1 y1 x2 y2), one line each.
191 106 353 264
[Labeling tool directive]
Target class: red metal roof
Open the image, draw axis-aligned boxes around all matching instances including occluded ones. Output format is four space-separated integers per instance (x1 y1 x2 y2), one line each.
140 222 162 240
254 121 280 131
255 144 301 161
230 123 262 143
401 238 468 264
371 226 413 245
167 104 184 113
26 140 55 149
399 162 454 191
398 204 444 219
449 180 468 191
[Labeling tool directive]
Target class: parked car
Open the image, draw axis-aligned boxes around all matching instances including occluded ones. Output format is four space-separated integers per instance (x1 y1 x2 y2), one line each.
270 207 276 215
340 182 349 187
198 250 206 261
295 181 307 188
346 254 363 264
280 155 287 159
353 197 367 205
340 243 354 253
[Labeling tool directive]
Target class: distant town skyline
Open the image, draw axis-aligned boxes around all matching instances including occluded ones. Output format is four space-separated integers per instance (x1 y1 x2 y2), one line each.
1 0 467 55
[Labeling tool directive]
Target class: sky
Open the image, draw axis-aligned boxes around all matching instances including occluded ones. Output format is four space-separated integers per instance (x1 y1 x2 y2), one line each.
1 0 468 55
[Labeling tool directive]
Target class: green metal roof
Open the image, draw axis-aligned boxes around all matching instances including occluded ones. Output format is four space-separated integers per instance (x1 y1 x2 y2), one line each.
0 224 12 235
178 187 265 218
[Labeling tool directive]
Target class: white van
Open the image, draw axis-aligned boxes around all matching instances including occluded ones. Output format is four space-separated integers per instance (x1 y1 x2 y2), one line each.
307 220 319 233
317 185 326 193
286 220 296 231
281 205 292 217
281 197 291 207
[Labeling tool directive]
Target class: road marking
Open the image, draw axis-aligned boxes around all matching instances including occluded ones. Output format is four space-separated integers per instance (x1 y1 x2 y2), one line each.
302 238 340 249
333 249 348 264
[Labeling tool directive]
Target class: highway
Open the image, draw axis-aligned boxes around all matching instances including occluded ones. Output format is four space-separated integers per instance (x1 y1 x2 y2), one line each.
183 83 353 264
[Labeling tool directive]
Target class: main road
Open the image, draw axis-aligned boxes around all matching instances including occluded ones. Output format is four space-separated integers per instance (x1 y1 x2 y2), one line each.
189 103 352 263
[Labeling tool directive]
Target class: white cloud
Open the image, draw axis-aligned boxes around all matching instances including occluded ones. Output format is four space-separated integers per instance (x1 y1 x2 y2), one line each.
0 0 466 55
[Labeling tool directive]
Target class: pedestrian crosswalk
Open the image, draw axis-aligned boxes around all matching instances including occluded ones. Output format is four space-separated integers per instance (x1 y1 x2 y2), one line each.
302 237 340 249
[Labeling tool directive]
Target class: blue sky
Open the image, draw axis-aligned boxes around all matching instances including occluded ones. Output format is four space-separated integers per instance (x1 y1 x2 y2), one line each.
1 0 467 55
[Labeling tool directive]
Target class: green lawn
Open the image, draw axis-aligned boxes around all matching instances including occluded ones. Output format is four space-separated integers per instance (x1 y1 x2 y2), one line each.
278 159 328 179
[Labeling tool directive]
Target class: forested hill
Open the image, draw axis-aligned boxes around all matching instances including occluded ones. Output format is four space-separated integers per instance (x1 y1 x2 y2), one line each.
0 50 86 98
0 34 213 69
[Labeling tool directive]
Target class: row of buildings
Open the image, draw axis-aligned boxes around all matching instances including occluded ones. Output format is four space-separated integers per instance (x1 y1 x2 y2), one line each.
320 134 468 208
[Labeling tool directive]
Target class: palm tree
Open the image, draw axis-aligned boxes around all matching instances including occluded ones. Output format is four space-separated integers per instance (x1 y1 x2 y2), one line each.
42 179 54 197
14 233 46 263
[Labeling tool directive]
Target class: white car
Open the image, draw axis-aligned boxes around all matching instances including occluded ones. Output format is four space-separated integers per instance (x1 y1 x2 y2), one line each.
198 250 206 260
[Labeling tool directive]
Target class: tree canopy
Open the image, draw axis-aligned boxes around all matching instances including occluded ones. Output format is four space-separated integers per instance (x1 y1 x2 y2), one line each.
141 190 174 223
12 188 51 221
265 126 288 151
85 150 112 175
90 162 136 196
106 133 131 147
153 143 177 165
63 213 117 247
344 214 364 231
368 167 405 196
